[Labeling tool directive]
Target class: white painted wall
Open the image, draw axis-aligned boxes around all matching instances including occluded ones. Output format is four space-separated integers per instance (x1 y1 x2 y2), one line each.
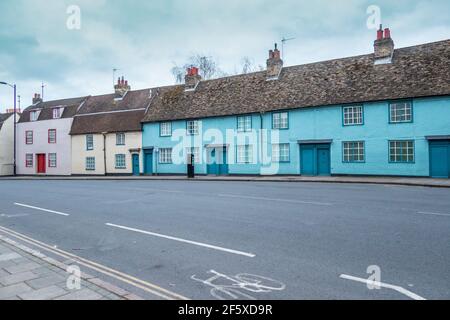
16 118 73 175
71 131 143 175
0 114 17 176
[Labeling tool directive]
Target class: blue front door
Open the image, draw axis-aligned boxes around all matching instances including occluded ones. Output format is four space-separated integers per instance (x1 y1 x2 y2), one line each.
300 146 315 176
207 147 228 175
132 154 140 176
219 148 229 175
300 144 331 176
430 141 450 178
207 148 218 175
144 152 153 175
317 147 331 176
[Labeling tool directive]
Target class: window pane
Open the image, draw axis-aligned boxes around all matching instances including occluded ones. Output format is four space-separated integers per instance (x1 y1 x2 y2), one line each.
26 154 33 167
115 154 126 168
187 121 199 135
390 102 412 123
272 144 290 162
160 122 172 136
273 112 288 129
238 116 252 132
159 148 173 163
86 157 95 170
48 154 57 167
389 141 414 162
86 135 93 150
343 142 365 162
343 106 363 126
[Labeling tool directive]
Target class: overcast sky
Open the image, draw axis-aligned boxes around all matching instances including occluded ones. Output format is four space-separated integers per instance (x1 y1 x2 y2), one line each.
0 0 449 111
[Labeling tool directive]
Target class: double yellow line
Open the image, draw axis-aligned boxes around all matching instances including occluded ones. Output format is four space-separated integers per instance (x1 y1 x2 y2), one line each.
0 225 188 300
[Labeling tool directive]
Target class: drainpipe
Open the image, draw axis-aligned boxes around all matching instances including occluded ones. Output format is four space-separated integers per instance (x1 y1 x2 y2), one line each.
102 132 107 176
154 147 158 176
259 112 265 163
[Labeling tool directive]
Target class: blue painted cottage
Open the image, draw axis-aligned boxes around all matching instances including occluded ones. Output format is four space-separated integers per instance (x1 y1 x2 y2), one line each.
142 28 450 178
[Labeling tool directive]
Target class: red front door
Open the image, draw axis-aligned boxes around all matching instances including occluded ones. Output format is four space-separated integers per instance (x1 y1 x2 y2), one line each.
37 154 46 174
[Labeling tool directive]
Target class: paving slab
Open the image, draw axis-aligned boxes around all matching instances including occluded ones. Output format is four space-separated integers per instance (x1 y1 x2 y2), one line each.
18 285 68 300
0 236 138 300
0 271 39 286
0 283 33 299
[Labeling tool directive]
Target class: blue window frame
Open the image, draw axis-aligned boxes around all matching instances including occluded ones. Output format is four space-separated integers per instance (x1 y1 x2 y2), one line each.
272 144 290 162
389 101 413 123
159 148 173 164
237 145 253 164
160 122 172 137
389 140 415 163
86 135 94 151
187 120 199 135
343 105 364 126
237 115 252 132
343 141 365 163
272 112 289 130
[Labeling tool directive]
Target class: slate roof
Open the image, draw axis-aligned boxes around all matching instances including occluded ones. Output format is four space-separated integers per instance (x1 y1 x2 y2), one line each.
69 89 152 135
0 113 13 130
142 39 450 123
18 97 88 123
76 89 151 115
70 110 146 135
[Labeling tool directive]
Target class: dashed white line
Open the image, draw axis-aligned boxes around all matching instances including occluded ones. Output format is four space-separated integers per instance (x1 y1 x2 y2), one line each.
218 193 332 206
340 274 426 300
418 211 450 217
106 223 256 258
14 203 70 217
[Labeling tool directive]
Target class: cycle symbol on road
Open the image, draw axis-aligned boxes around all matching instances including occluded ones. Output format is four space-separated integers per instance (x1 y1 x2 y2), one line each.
191 270 286 300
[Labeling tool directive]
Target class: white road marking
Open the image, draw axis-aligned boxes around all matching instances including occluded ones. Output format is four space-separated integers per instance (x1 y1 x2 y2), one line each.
0 213 30 218
14 203 70 217
106 223 256 258
218 193 332 206
418 211 450 217
339 274 426 300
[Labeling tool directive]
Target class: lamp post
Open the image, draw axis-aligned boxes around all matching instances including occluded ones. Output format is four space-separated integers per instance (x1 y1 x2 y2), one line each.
0 81 17 176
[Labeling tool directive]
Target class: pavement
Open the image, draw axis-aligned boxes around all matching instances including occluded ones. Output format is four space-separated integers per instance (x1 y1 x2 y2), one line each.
0 234 141 300
0 175 449 188
0 180 450 300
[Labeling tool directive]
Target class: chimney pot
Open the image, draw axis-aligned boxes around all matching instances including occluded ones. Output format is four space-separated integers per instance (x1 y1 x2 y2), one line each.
266 44 283 79
374 26 395 64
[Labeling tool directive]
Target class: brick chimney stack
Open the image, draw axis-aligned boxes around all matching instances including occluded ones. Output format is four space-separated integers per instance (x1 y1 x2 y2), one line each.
185 67 201 90
266 43 283 80
374 25 395 64
32 93 42 105
114 76 131 96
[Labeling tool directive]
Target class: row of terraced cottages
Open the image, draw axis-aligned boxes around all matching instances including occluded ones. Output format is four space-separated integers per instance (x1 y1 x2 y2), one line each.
15 30 450 178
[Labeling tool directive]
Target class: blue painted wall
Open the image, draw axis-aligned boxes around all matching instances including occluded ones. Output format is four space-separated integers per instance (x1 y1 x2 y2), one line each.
142 96 450 177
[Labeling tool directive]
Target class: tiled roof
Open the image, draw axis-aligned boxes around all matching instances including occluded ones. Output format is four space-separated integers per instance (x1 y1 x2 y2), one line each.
0 113 13 130
69 110 145 135
70 89 152 134
77 89 151 114
18 96 87 123
142 39 450 123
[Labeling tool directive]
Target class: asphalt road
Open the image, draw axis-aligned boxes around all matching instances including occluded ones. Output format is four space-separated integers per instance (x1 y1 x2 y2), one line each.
0 180 449 300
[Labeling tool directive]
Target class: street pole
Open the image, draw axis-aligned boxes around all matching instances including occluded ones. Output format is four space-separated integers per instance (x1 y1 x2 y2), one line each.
13 84 17 176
